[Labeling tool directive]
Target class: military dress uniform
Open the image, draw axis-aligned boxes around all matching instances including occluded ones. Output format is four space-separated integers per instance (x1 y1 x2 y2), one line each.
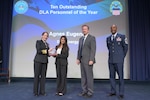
33 40 49 96
106 33 128 96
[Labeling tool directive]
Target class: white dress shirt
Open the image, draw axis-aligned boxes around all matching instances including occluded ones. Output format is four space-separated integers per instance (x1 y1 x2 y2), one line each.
83 33 89 44
57 48 62 54
111 32 117 41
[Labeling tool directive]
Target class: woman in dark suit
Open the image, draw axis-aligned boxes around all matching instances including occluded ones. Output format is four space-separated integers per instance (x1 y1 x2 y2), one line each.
54 36 69 96
33 32 50 96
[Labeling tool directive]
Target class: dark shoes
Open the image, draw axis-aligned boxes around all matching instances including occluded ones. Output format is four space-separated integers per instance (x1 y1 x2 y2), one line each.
34 93 47 96
34 94 38 96
78 92 87 96
85 94 93 98
108 93 116 96
40 93 47 96
119 95 124 99
108 93 124 99
78 92 93 98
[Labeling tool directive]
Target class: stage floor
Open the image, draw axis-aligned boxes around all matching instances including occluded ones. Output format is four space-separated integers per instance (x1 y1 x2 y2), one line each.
0 79 150 100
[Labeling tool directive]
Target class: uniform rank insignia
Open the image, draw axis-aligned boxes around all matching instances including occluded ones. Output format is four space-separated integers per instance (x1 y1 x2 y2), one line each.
125 38 128 44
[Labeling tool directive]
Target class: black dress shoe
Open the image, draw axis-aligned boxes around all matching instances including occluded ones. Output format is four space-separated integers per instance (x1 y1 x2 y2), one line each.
40 93 47 96
78 92 87 96
108 93 116 96
119 95 124 98
85 94 93 98
34 94 38 96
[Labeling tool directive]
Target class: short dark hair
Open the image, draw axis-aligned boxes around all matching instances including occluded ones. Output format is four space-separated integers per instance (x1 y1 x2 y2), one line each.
111 24 117 29
82 24 89 30
42 31 49 36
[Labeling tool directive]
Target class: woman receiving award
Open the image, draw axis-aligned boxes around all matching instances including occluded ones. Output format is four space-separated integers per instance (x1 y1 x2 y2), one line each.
52 36 69 96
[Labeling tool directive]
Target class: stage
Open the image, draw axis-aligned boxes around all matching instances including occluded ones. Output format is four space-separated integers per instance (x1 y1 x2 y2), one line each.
0 79 150 100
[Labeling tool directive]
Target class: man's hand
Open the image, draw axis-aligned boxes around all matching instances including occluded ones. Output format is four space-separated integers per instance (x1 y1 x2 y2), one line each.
76 59 80 65
48 48 54 52
89 61 94 65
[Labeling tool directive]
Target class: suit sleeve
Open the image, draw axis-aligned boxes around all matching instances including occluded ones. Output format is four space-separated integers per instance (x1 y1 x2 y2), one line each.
36 40 42 54
36 40 49 55
90 36 96 61
77 38 81 60
122 35 128 57
106 37 109 50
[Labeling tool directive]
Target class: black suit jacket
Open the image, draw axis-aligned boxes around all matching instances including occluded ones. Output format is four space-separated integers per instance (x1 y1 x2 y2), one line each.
55 46 69 66
34 40 49 63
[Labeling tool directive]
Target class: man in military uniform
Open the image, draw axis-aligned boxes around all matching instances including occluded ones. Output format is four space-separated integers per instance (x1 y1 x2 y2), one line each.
106 24 128 99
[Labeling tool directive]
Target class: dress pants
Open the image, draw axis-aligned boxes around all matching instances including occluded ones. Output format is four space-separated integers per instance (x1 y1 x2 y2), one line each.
56 63 67 94
33 62 47 94
109 63 124 95
80 62 93 95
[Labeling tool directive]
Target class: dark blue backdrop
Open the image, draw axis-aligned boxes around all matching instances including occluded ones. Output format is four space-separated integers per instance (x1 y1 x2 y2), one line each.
128 0 150 81
0 0 13 73
0 0 150 81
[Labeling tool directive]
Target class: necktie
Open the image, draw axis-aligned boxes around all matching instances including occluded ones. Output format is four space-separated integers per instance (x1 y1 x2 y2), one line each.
112 35 115 42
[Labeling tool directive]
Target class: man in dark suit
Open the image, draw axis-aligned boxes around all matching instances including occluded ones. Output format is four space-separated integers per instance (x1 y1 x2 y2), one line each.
77 25 96 98
106 25 128 99
33 32 50 96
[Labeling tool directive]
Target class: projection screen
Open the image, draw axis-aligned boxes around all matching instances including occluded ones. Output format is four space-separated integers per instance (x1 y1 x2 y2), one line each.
10 0 129 79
